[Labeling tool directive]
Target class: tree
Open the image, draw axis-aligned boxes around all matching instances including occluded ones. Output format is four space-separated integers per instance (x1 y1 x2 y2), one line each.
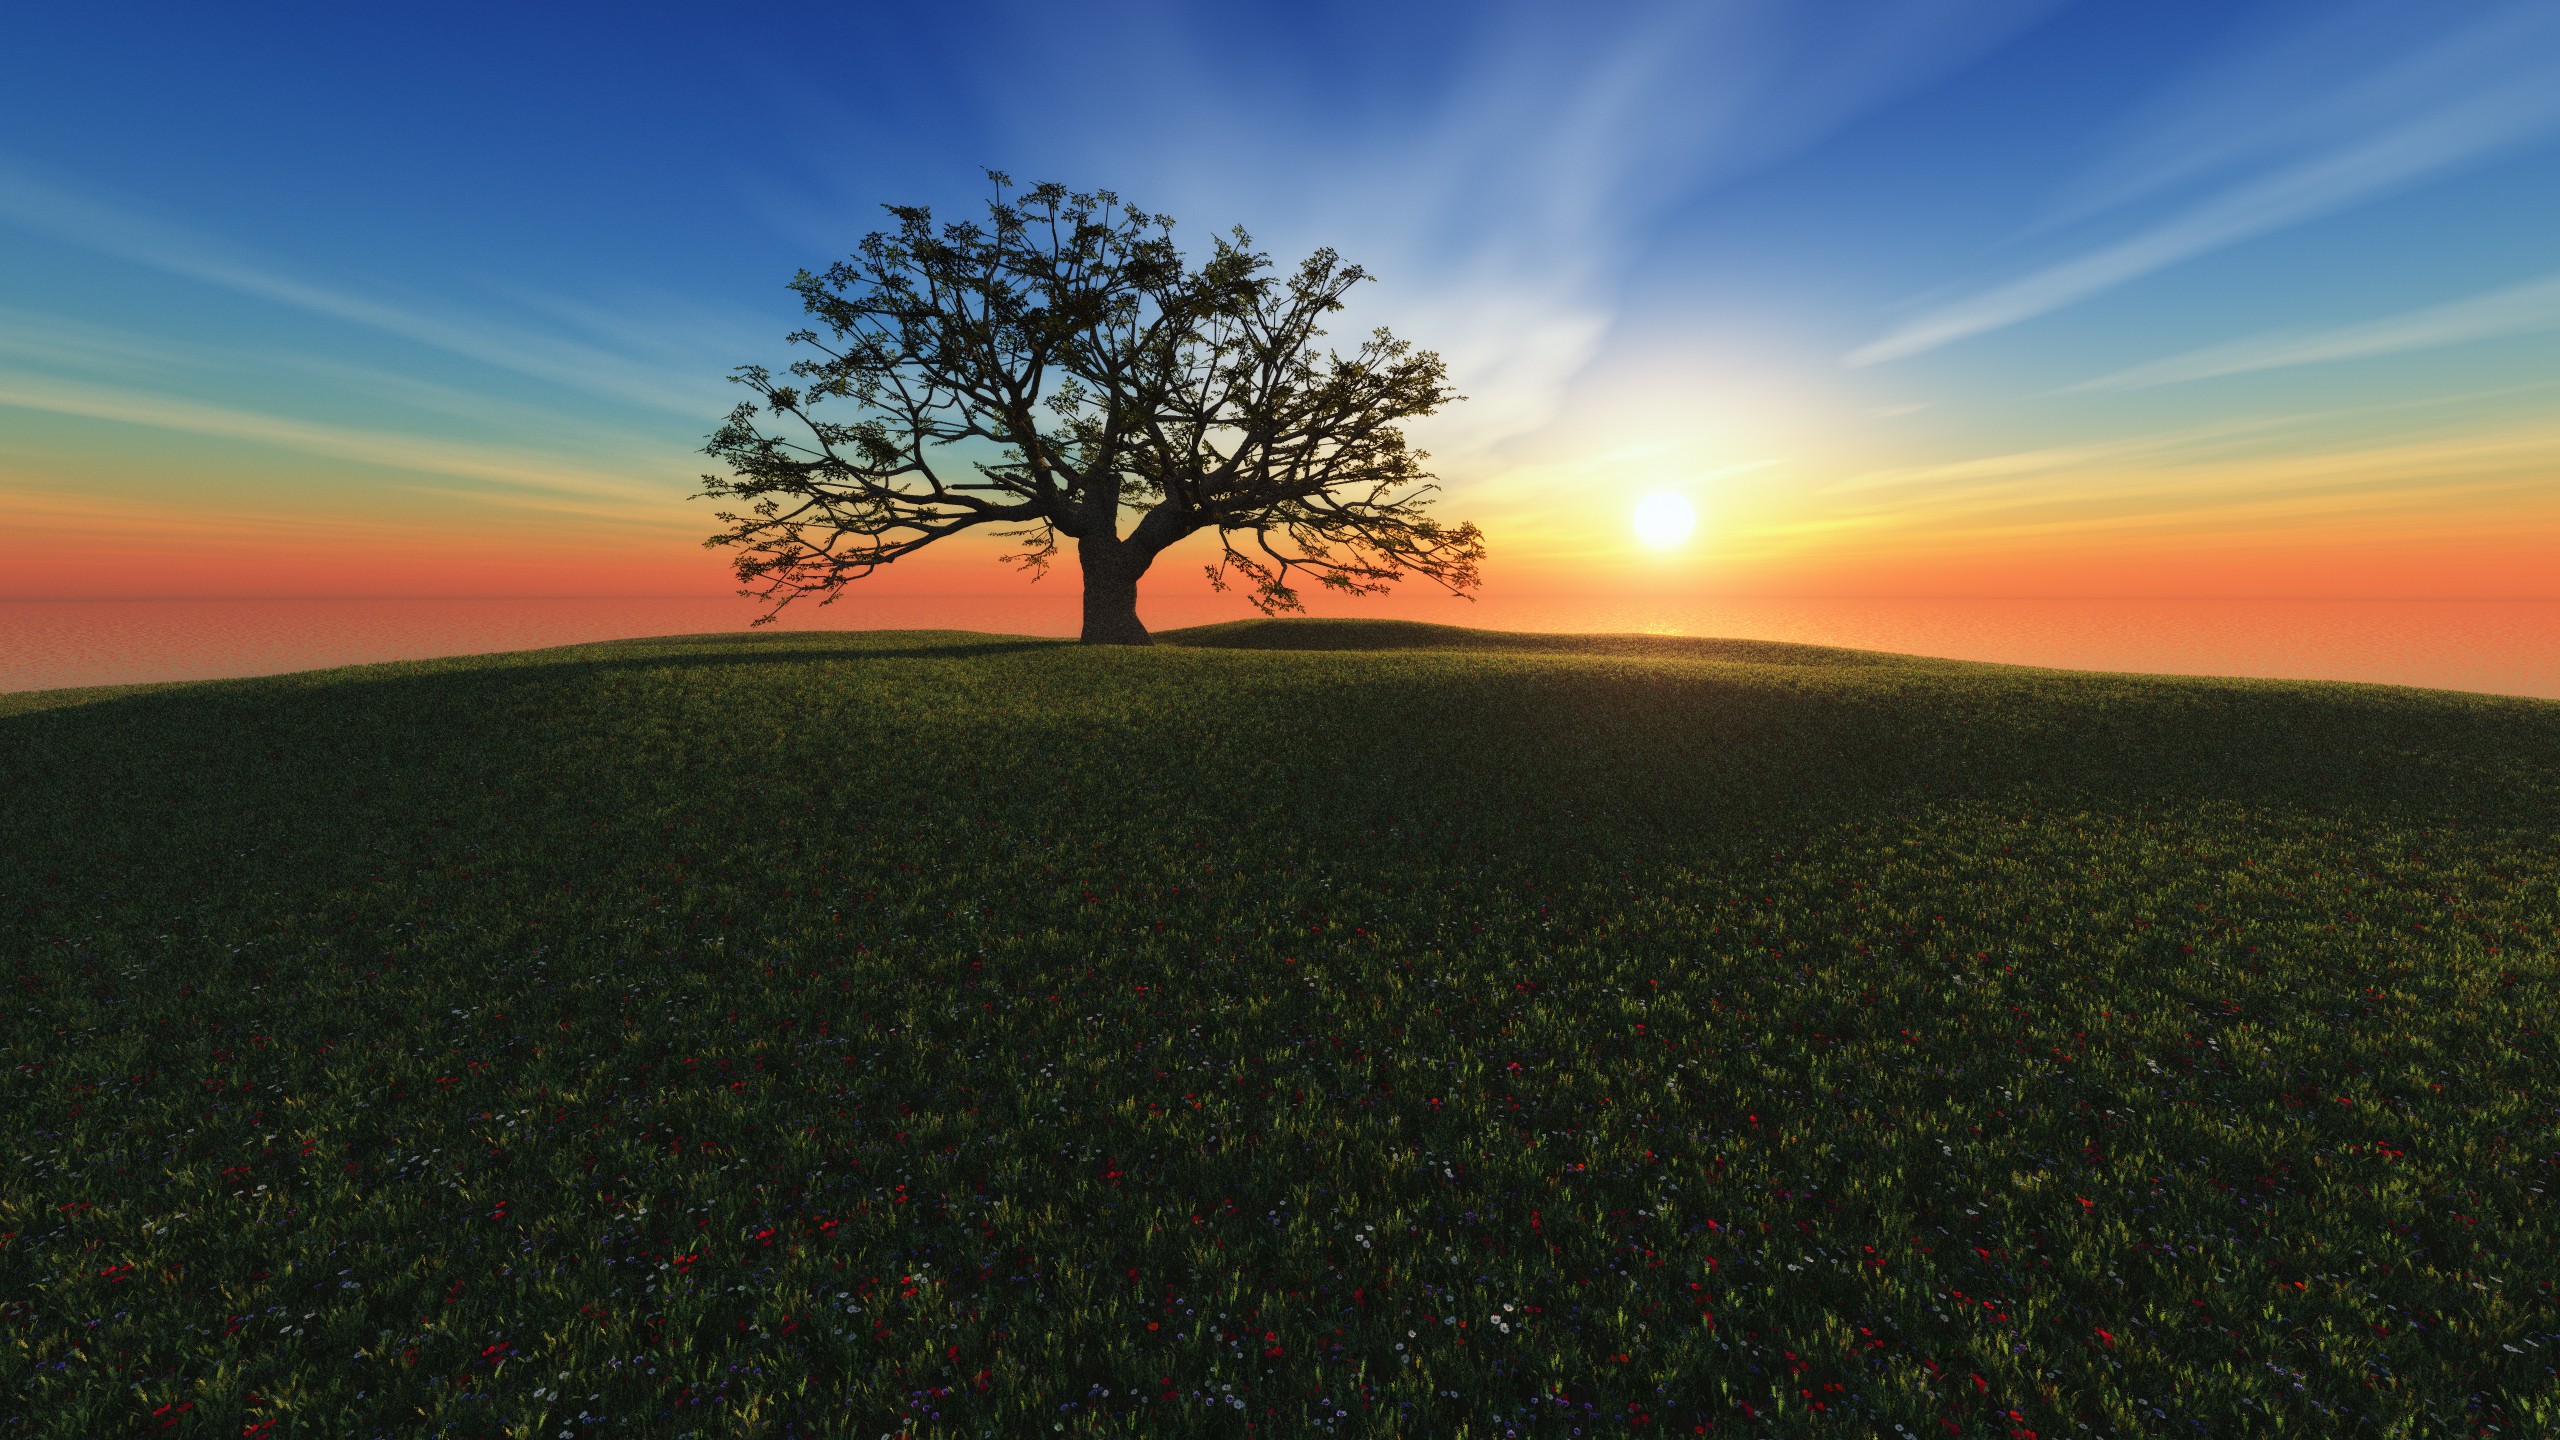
698 176 1484 645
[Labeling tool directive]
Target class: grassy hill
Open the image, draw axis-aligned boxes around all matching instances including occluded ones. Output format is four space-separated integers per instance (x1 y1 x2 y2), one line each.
2 622 2554 1437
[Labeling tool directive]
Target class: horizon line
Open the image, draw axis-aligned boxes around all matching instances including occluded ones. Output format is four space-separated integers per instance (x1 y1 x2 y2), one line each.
4 592 2558 605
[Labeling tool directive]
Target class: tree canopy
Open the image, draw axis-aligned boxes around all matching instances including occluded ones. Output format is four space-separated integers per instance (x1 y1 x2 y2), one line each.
698 176 1483 644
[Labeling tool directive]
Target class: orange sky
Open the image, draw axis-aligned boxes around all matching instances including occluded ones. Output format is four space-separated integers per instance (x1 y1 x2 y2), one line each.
5 433 2556 609
9 0 2560 624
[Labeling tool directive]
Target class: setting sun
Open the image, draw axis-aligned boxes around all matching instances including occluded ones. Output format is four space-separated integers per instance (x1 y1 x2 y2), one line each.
4 9 2559 1435
1632 492 1696 549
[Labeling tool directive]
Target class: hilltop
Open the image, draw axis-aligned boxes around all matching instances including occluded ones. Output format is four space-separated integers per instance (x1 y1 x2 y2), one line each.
2 621 2554 1436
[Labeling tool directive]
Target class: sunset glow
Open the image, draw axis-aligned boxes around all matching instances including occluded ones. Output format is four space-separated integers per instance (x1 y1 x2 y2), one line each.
8 12 2560 1427
2 2 2557 686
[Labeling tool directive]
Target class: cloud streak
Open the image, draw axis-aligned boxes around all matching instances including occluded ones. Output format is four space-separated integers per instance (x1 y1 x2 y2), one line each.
1848 1 2560 366
1354 0 2065 447
1808 405 2560 552
0 160 731 416
0 368 683 512
919 0 2064 451
0 304 714 459
2065 270 2560 390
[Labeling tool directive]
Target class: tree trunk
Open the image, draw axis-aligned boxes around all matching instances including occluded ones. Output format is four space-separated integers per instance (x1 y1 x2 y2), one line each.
1077 534 1152 645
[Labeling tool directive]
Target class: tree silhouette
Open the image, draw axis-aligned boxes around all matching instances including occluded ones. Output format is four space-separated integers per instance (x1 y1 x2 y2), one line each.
699 176 1483 644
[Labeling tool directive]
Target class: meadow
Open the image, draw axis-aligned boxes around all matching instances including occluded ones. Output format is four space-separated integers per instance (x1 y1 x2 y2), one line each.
1 619 2554 1438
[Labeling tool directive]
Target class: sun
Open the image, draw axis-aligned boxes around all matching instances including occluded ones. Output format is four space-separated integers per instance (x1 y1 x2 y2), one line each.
1631 492 1696 549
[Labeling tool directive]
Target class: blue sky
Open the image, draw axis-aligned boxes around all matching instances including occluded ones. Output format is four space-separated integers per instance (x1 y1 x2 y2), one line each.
3 0 2557 598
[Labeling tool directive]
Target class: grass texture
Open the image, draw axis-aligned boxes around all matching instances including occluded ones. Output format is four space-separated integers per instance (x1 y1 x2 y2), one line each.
2 619 2556 1438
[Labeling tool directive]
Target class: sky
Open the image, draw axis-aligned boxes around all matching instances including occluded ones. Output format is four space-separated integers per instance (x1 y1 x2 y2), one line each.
3 0 2558 614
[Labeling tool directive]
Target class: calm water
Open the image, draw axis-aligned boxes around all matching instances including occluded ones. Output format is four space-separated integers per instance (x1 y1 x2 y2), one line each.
2 595 2555 699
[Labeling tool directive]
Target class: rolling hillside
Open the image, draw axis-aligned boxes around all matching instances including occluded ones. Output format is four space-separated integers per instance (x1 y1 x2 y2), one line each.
3 623 2554 1437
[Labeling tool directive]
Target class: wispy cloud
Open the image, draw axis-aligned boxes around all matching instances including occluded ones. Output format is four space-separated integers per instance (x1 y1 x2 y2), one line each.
0 304 710 458
0 368 683 512
1848 1 2560 366
795 1 2064 453
1327 0 2065 448
2064 270 2560 391
1809 404 2560 549
1821 412 2313 499
0 159 732 415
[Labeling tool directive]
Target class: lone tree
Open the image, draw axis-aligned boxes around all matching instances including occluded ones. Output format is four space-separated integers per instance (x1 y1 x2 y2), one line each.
698 176 1484 644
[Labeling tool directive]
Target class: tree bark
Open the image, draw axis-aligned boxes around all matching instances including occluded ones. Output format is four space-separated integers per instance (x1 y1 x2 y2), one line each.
1077 534 1153 645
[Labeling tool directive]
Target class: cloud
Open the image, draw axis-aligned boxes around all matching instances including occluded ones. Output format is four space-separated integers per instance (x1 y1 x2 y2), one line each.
2065 271 2560 390
1820 412 2305 499
0 159 731 415
1847 1 2560 366
1808 402 2560 549
1322 0 2065 447
0 368 683 512
0 304 711 458
806 0 2065 454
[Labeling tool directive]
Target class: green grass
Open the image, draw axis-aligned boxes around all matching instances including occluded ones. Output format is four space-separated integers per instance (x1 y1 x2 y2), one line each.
2 621 2555 1438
